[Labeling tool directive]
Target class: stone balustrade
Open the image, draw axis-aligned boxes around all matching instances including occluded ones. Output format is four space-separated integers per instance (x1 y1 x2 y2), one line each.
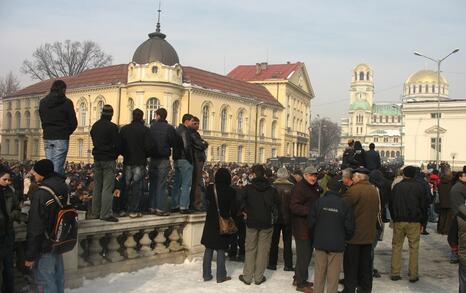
14 212 206 288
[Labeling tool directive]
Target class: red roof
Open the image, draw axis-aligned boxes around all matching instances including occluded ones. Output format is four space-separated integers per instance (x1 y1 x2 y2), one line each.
182 66 282 107
8 64 128 97
227 62 303 82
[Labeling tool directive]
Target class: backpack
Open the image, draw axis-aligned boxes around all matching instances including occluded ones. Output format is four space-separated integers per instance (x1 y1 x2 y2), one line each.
39 186 78 254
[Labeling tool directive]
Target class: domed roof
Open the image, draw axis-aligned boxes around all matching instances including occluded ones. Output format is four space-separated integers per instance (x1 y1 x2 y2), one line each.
132 30 179 66
350 100 370 110
353 63 371 70
405 70 447 85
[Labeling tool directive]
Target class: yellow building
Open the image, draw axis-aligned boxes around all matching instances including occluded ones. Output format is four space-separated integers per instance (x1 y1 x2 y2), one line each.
1 23 314 164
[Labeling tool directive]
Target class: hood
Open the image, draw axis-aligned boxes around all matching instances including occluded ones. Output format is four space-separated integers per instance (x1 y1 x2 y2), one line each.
251 177 272 192
324 190 342 198
41 174 68 197
42 92 67 109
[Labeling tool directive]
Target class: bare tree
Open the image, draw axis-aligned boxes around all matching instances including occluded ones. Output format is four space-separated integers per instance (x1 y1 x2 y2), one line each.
21 40 112 80
0 71 21 98
310 117 341 158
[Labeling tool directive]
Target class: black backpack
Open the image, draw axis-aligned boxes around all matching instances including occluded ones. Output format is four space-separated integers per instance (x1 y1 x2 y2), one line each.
39 186 78 254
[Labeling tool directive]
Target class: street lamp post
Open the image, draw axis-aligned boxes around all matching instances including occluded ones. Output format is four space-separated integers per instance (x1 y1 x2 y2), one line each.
414 48 459 170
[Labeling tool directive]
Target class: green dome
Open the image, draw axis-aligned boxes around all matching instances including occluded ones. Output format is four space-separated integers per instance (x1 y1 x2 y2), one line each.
350 100 370 110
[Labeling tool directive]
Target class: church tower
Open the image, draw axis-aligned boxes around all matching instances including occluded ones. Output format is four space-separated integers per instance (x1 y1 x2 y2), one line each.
348 63 374 138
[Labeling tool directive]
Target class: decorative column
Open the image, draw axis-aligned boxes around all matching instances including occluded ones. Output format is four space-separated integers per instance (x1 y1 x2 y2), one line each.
124 230 139 259
87 234 105 266
168 226 183 252
106 232 124 263
154 227 169 254
139 229 153 257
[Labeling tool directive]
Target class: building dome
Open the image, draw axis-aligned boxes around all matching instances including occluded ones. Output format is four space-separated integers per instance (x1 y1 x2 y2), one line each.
352 63 373 83
132 30 179 66
350 100 370 111
405 70 447 85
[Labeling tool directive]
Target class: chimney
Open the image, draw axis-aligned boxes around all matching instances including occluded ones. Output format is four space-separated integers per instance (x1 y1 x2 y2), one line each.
256 63 261 74
260 62 268 70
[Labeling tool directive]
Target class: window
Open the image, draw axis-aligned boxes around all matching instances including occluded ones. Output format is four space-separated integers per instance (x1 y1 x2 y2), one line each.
258 147 264 163
359 71 364 81
431 113 442 119
14 139 19 155
413 85 416 94
397 116 401 123
391 116 394 123
366 71 370 81
237 111 244 134
152 66 158 74
271 148 277 158
146 98 160 122
79 102 87 126
25 111 31 128
381 150 385 157
394 137 399 143
418 85 422 93
78 139 84 157
127 98 134 122
237 146 243 163
384 137 389 143
385 116 388 123
259 118 265 137
202 105 209 130
220 108 227 133
271 121 277 139
396 151 400 158
15 112 21 128
425 84 429 93
391 151 395 157
34 110 40 128
431 137 442 152
15 100 20 108
7 101 11 110
6 112 12 129
4 139 9 155
220 144 227 161
432 85 435 93
374 137 378 142
172 100 179 125
33 139 39 156
96 100 104 121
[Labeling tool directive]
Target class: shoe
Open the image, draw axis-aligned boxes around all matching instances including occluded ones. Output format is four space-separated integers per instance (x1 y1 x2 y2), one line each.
155 210 170 216
373 269 381 278
128 212 139 218
180 209 193 214
421 230 430 235
267 265 277 270
204 275 213 282
239 275 251 285
255 276 266 285
409 277 419 283
296 285 313 293
171 208 180 213
217 276 231 283
149 208 157 214
137 212 143 217
118 211 127 217
338 278 344 285
284 266 295 271
391 276 401 281
101 216 119 222
293 280 313 287
86 214 99 220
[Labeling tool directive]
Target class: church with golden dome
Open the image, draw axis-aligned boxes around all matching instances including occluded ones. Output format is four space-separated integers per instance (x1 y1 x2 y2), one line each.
1 17 314 164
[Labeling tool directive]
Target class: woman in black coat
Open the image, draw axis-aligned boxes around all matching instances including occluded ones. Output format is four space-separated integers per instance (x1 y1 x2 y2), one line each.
201 168 236 283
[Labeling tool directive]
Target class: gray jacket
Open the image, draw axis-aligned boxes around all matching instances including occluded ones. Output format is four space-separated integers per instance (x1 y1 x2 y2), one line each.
450 181 466 214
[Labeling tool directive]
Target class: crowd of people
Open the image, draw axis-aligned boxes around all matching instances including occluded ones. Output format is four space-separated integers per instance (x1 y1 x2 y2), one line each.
1 80 466 293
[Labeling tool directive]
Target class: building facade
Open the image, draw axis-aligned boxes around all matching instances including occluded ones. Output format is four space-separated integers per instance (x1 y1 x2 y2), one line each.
339 64 402 159
1 23 314 164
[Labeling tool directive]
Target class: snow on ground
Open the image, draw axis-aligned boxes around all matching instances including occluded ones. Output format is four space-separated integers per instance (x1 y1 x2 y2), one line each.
68 224 458 293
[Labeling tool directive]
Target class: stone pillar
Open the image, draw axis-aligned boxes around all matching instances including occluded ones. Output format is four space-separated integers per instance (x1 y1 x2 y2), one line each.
182 214 206 260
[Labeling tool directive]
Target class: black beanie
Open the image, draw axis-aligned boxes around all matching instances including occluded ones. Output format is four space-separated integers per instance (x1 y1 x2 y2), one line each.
33 159 55 178
403 166 416 178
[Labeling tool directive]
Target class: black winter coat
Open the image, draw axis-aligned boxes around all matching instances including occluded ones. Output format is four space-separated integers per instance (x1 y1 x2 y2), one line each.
201 184 235 250
309 191 355 252
390 178 428 224
149 120 177 159
0 186 21 259
353 148 366 168
365 150 381 171
120 121 154 166
39 92 78 140
26 175 69 261
241 177 280 230
90 117 121 161
173 124 193 163
191 130 208 162
341 147 355 170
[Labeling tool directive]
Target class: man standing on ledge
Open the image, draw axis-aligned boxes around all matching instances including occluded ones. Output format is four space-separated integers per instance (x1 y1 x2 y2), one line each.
39 80 77 175
190 116 209 211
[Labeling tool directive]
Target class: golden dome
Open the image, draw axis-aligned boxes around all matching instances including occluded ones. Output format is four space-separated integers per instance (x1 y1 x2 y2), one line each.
406 70 447 85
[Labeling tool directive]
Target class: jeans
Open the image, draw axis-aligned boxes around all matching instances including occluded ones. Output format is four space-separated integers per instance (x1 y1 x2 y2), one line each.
172 159 193 210
34 252 64 293
92 161 116 219
203 248 227 281
124 165 145 213
44 140 69 176
149 159 170 212
460 262 466 293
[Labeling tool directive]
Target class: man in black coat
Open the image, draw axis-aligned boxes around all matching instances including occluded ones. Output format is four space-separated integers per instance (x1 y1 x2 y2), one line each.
25 159 69 293
239 165 280 286
190 116 209 211
309 177 355 293
365 143 381 171
39 80 77 175
90 105 121 222
341 139 355 170
389 166 428 283
120 109 154 218
149 108 177 216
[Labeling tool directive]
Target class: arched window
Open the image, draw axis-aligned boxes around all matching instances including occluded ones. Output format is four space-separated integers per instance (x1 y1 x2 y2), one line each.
14 139 19 155
237 146 243 163
127 98 134 122
96 100 104 120
15 112 21 128
259 118 265 137
79 102 87 126
366 71 370 81
220 144 227 161
25 111 31 129
271 121 277 139
396 151 400 158
172 100 179 125
237 111 244 134
220 108 228 133
413 85 416 94
391 151 395 158
4 139 9 155
425 84 429 93
202 105 209 130
34 110 40 128
418 85 422 93
359 71 364 81
6 112 12 129
147 98 160 122
380 150 385 157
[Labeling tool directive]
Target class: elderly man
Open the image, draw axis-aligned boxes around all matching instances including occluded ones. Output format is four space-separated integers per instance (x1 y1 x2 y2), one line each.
341 168 354 194
342 168 380 293
290 166 322 293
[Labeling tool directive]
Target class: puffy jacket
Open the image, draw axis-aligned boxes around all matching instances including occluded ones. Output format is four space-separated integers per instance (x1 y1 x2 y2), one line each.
390 178 428 224
120 121 154 166
241 177 280 230
290 179 321 240
90 117 121 161
272 178 294 225
26 175 69 261
309 190 355 252
39 92 77 140
365 150 381 171
191 130 208 162
173 124 193 163
149 119 177 159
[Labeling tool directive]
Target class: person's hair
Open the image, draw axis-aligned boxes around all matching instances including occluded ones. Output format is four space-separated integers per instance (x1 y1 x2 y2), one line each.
50 80 67 95
354 172 369 181
182 113 193 123
155 108 167 120
132 108 144 122
342 168 353 179
214 168 231 185
192 116 200 122
369 143 375 150
292 168 303 177
354 141 363 150
252 165 265 179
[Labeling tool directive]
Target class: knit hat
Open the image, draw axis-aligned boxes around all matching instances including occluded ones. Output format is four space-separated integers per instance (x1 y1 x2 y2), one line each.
0 164 10 177
277 166 289 179
101 104 113 116
403 166 417 178
33 159 55 178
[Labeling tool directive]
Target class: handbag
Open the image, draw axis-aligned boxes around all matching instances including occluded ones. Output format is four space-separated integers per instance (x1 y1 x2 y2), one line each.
213 184 238 235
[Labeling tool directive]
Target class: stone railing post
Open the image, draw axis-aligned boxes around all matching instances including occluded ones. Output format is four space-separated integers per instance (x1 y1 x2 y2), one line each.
182 214 206 259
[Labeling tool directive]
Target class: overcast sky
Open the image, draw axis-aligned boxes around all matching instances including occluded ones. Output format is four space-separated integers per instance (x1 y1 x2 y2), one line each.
1 0 466 121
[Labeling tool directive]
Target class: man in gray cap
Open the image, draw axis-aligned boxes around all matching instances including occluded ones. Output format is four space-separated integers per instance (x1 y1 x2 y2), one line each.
90 105 121 222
